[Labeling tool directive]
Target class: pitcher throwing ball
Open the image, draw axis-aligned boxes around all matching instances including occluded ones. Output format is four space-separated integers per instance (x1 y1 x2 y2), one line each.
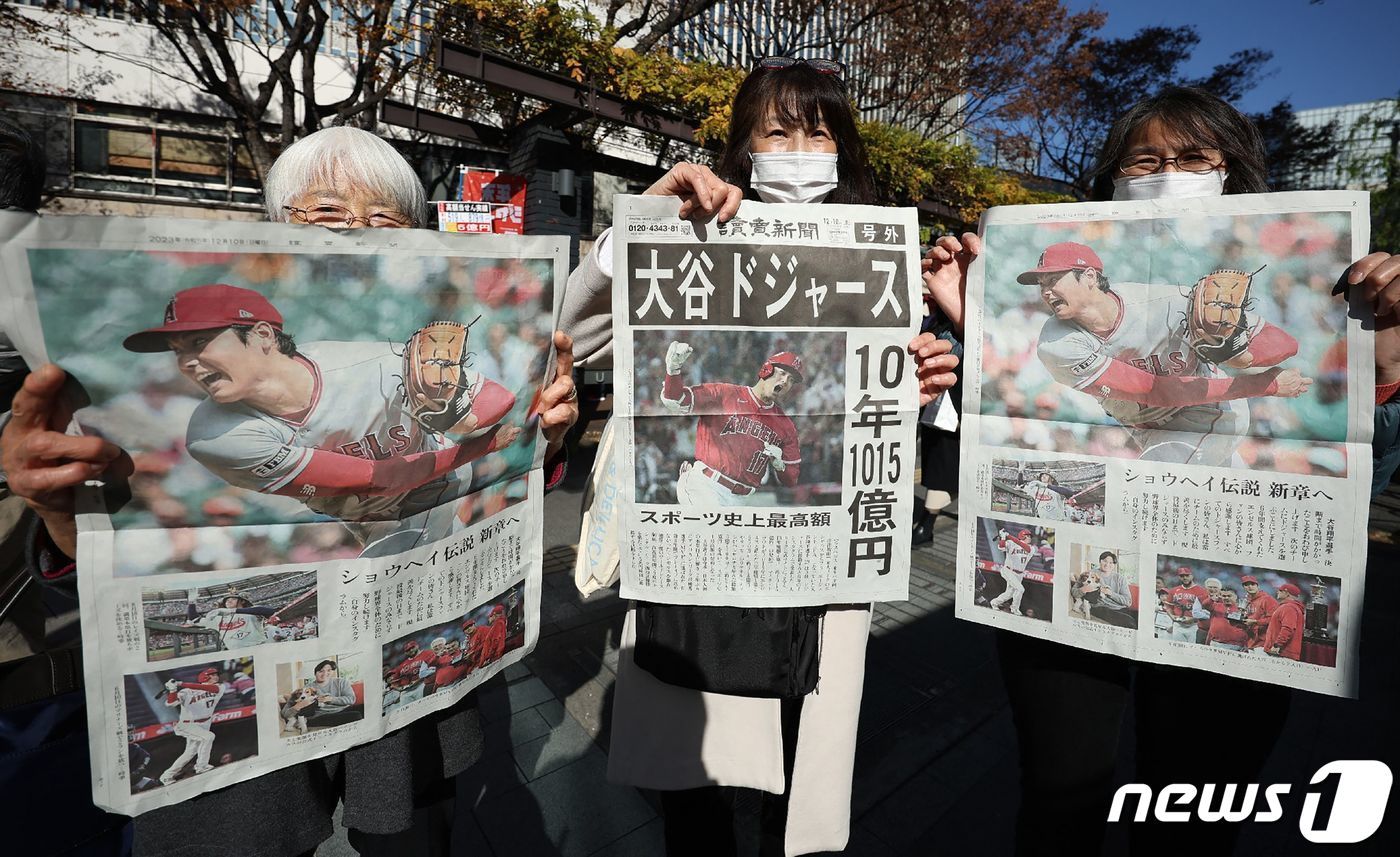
660 341 802 506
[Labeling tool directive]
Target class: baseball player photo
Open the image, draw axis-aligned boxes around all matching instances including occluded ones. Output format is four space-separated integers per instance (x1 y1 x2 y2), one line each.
275 655 365 738
141 570 318 661
121 284 522 556
990 458 1107 526
1154 555 1341 667
24 246 559 571
973 517 1055 622
380 582 526 717
123 658 259 793
632 330 847 506
977 210 1355 473
1066 545 1139 628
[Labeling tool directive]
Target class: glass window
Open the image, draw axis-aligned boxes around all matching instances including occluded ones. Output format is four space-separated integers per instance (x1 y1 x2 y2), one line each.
75 123 153 179
157 133 226 181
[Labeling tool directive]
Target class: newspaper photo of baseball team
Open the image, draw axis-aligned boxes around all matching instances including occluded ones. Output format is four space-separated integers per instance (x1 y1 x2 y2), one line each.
124 657 259 794
631 329 847 507
140 570 318 661
380 581 526 717
24 246 557 573
1152 555 1340 667
977 210 1354 475
990 458 1107 526
972 517 1057 621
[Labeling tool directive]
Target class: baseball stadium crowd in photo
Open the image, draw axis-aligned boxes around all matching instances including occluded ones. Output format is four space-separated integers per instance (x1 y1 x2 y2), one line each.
2 7 1400 856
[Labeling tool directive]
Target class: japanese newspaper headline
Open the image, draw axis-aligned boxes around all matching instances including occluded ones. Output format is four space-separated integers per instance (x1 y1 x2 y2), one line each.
611 195 922 607
0 214 565 813
955 191 1373 697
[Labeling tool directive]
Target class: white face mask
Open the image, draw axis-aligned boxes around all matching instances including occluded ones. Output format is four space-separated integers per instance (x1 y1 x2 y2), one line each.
1112 170 1227 200
750 151 839 204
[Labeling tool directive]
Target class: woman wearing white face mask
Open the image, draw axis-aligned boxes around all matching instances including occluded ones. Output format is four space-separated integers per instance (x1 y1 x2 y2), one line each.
926 85 1400 857
562 59 958 856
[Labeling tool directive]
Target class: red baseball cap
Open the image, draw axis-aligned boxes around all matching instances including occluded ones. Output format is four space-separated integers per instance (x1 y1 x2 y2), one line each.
764 351 804 382
1278 583 1302 597
1241 575 1260 585
1176 566 1193 575
123 284 284 353
1017 242 1105 284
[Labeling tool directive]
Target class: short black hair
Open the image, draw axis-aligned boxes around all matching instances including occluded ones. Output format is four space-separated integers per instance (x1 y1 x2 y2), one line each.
314 660 337 674
1099 551 1118 563
0 115 46 212
231 324 299 357
1090 86 1268 201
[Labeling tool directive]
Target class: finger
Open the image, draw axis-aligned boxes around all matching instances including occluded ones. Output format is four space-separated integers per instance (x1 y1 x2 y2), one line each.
1362 255 1400 304
540 403 579 431
24 431 122 464
963 232 983 256
917 355 960 374
1347 251 1390 285
918 372 959 390
552 330 575 380
539 378 575 409
682 164 713 211
717 183 744 223
8 363 68 431
935 235 964 255
10 460 105 496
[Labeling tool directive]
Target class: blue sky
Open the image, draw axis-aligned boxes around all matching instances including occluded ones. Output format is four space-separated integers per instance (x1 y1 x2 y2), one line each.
1064 0 1399 113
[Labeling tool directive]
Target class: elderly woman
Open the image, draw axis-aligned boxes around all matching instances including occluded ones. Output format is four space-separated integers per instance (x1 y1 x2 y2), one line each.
2 126 579 856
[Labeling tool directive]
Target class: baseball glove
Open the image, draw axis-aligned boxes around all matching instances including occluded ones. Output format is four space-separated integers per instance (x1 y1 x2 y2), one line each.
402 320 482 434
1184 267 1262 363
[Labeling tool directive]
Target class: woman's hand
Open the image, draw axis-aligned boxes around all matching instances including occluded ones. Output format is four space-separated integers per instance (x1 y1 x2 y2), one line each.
1 364 125 558
921 232 981 336
908 333 960 406
539 331 580 448
1348 252 1400 386
644 162 743 224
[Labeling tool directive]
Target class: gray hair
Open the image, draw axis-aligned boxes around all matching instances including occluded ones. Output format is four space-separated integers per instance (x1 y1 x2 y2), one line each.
263 126 426 226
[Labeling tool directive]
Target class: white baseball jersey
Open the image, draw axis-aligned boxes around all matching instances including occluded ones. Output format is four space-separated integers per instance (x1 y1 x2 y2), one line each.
185 341 470 523
169 684 225 722
1037 283 1253 430
191 610 267 650
1028 485 1067 521
1003 539 1035 573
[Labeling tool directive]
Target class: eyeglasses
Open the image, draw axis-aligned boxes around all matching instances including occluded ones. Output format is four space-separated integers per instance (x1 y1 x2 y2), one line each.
284 204 412 229
756 56 847 80
1117 148 1225 176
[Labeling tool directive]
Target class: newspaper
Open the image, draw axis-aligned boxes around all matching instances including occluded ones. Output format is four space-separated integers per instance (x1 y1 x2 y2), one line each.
0 214 566 814
955 191 1373 698
611 195 921 607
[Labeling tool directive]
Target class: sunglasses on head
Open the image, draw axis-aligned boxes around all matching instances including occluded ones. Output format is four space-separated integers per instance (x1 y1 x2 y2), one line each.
756 56 847 80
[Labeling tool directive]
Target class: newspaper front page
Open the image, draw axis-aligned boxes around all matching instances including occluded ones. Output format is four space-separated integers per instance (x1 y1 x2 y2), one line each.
612 195 921 607
955 191 1373 697
0 214 566 814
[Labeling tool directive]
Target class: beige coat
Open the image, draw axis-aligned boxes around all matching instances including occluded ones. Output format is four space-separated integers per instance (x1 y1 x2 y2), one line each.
563 240 872 856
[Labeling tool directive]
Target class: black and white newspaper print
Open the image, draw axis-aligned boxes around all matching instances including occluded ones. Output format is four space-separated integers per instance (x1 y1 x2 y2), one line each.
0 214 561 813
612 195 922 607
954 191 1373 698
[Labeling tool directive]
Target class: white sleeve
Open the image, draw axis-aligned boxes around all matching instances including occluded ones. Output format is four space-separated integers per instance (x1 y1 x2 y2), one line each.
186 410 312 494
1037 329 1110 391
